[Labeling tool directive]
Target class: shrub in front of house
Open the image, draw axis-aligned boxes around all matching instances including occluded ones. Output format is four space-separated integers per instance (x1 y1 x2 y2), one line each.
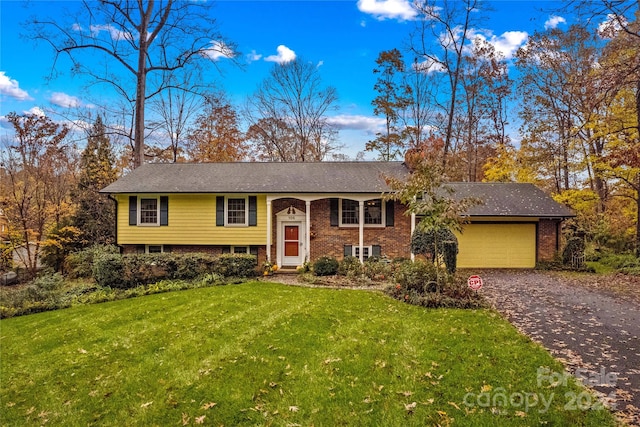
66 245 121 279
362 256 392 281
387 263 486 309
392 259 438 293
313 256 339 276
411 227 458 273
338 256 362 277
211 254 259 278
93 253 127 288
92 252 255 288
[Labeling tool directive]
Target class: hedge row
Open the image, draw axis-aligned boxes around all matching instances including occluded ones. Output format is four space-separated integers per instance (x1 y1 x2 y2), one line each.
93 252 258 288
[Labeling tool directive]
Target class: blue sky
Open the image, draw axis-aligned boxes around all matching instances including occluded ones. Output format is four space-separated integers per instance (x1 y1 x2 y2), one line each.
0 0 572 158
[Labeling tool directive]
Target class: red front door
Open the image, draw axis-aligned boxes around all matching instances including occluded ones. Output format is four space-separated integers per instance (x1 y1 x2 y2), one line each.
284 225 299 257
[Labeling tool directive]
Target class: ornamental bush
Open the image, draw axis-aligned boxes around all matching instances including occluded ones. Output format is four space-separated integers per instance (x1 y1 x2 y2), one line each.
411 227 458 273
392 260 438 293
66 245 120 279
93 253 126 288
211 254 259 278
387 267 486 309
338 256 362 277
313 256 339 276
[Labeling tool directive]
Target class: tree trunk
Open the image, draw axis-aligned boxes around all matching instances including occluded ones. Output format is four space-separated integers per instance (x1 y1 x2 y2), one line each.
133 1 153 169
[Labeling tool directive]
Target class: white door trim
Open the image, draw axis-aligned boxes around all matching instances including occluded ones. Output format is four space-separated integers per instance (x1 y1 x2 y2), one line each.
275 207 306 267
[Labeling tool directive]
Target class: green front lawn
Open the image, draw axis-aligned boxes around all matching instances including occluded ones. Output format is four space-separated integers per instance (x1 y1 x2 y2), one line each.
0 282 616 426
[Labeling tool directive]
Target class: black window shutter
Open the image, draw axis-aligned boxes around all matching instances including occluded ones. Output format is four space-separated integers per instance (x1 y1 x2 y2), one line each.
248 196 257 226
136 244 145 254
330 198 339 226
222 246 231 254
343 244 352 257
160 196 169 226
372 245 381 257
385 201 394 227
216 196 225 226
129 196 137 225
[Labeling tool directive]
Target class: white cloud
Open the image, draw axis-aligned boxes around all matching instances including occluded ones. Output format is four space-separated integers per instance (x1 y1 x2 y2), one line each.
326 114 385 133
413 57 446 74
247 50 262 62
264 45 296 64
0 72 31 100
25 106 45 117
357 0 418 21
89 24 133 41
470 30 528 59
598 13 626 38
202 41 235 61
317 60 324 68
49 92 81 108
544 15 566 30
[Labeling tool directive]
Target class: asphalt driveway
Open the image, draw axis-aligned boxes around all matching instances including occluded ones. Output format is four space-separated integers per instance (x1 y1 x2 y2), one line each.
480 270 640 426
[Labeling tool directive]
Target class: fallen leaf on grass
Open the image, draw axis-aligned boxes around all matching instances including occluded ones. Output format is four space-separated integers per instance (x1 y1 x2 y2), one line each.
515 411 527 417
78 348 88 354
404 402 417 412
446 402 460 411
201 402 217 410
195 415 206 424
181 413 190 426
140 401 153 408
289 406 299 412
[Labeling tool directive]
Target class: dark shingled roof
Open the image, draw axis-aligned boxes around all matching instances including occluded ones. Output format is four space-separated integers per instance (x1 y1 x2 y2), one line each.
100 162 409 194
447 182 574 218
101 162 574 218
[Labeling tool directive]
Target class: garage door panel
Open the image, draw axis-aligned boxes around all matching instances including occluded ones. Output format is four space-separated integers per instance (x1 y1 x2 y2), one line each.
456 224 536 268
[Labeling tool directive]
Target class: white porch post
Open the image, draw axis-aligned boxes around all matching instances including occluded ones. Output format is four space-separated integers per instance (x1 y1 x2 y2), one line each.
358 200 364 263
266 199 272 262
410 213 416 261
305 200 311 262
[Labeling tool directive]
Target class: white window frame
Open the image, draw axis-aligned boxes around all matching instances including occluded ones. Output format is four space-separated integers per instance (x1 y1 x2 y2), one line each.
339 199 385 228
225 196 249 227
145 244 164 254
353 245 372 260
230 245 249 254
139 197 160 226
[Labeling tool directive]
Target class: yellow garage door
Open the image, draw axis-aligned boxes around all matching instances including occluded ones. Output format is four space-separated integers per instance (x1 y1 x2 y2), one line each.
456 223 536 268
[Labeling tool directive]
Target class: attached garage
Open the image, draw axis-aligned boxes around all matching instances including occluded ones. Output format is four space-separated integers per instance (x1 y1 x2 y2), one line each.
448 182 575 268
456 223 537 268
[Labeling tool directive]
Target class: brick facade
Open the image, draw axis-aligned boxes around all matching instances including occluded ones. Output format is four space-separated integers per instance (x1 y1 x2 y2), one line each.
271 198 412 262
537 219 561 262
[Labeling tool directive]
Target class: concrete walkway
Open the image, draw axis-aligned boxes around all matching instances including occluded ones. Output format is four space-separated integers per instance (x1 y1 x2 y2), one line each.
480 270 640 426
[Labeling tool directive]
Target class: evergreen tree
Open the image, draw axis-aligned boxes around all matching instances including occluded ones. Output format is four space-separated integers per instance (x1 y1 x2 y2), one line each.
72 116 118 247
367 49 412 161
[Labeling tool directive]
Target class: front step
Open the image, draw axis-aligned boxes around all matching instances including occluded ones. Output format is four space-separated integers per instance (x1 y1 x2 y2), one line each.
275 267 298 275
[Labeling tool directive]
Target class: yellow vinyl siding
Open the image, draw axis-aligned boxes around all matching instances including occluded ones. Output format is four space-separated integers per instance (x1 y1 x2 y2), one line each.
456 223 537 268
116 194 267 245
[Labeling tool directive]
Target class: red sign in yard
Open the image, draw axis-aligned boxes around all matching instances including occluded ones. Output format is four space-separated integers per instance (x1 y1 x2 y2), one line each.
468 275 483 291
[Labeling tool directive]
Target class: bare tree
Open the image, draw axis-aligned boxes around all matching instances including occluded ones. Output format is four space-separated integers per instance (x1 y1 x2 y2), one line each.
409 0 482 166
29 0 235 168
149 71 206 163
400 58 438 151
245 58 340 162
